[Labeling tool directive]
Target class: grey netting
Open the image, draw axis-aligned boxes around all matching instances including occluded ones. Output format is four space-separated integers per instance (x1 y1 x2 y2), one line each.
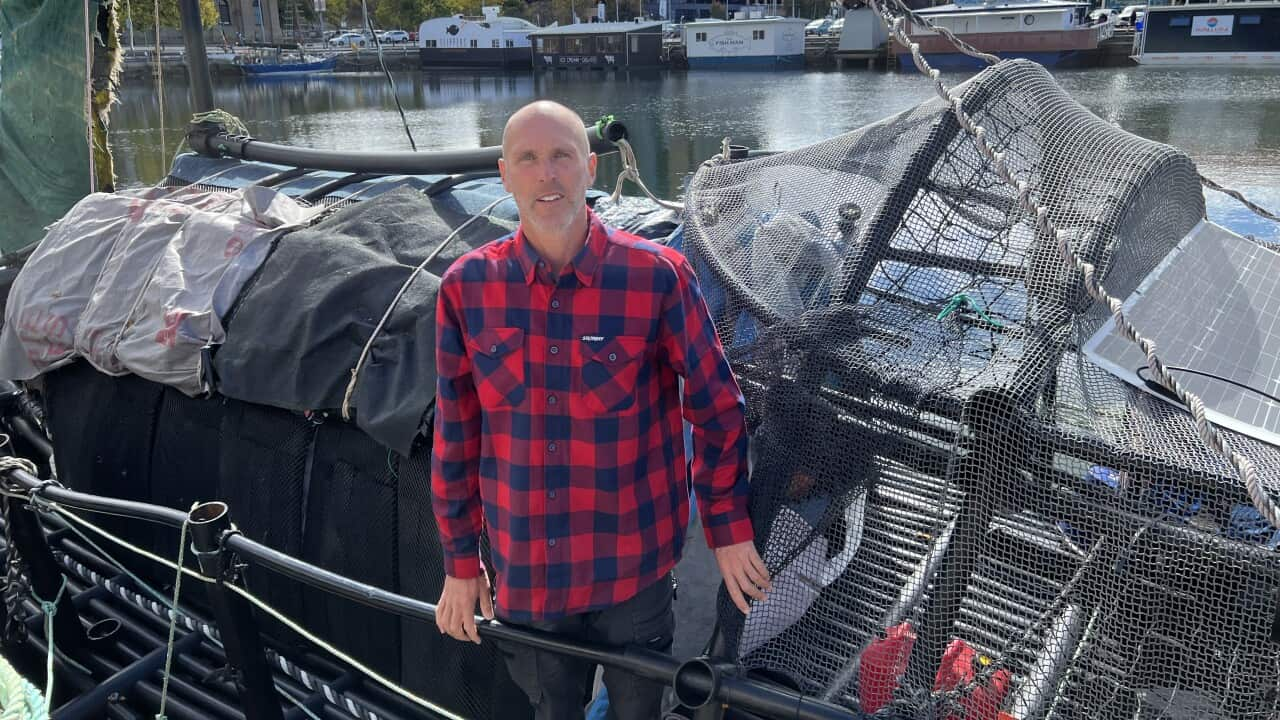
683 59 1280 718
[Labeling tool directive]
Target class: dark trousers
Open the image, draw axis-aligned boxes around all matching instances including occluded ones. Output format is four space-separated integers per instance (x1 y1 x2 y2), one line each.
501 573 675 720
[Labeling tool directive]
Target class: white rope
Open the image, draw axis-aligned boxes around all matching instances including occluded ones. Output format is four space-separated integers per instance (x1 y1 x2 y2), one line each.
28 501 466 720
340 193 512 420
609 138 684 212
867 0 1280 530
0 653 47 720
1200 173 1280 224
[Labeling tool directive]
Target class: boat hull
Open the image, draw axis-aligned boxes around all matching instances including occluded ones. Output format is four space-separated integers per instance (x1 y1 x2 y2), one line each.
1133 51 1280 66
419 47 532 68
242 57 337 76
686 53 805 68
896 49 1081 68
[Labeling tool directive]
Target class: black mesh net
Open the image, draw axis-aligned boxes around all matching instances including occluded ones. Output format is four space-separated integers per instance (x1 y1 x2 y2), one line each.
682 60 1280 718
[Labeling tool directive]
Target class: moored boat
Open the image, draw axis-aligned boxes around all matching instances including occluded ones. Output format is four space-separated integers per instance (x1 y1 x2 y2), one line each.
1133 0 1280 65
892 0 1115 68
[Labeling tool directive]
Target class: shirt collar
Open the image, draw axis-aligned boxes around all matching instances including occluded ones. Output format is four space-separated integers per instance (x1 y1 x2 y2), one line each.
514 207 608 287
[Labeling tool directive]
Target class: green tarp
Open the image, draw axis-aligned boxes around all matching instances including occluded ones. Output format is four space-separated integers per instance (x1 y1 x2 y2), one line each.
0 0 107 254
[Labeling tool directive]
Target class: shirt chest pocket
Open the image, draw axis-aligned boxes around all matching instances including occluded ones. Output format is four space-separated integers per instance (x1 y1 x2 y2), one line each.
467 327 526 408
579 336 648 414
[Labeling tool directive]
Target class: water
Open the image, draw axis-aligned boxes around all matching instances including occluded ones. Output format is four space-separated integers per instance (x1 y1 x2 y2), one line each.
109 66 1280 241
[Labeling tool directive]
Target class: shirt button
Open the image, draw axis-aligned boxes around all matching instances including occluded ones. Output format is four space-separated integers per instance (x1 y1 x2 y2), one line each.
549 345 559 355
551 299 561 309
548 442 557 452
608 352 617 362
548 395 557 406
489 344 498 353
548 538 556 547
548 490 556 499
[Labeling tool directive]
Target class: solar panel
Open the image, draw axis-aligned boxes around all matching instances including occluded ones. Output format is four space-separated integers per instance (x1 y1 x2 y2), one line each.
1084 220 1280 448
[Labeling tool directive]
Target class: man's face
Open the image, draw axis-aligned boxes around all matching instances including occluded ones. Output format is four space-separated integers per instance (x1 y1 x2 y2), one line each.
499 111 598 244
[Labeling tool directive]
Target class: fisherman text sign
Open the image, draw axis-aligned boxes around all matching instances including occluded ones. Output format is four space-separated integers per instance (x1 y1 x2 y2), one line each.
1191 15 1234 36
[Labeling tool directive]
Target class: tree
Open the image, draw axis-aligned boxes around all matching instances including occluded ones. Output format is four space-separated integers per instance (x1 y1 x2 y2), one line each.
500 0 527 19
710 0 726 17
126 0 219 29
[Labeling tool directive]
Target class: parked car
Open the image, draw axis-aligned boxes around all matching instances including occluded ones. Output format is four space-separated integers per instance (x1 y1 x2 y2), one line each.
378 30 410 43
805 18 833 35
1115 4 1145 27
328 31 367 47
828 17 845 36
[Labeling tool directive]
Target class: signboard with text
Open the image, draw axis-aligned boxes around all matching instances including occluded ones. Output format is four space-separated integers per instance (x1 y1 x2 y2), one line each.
1191 15 1234 36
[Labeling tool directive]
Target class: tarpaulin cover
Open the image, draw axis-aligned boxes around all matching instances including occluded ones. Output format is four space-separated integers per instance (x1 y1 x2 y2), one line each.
214 187 516 454
0 186 312 394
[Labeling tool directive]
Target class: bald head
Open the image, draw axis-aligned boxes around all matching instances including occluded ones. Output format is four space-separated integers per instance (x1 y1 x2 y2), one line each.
502 101 590 159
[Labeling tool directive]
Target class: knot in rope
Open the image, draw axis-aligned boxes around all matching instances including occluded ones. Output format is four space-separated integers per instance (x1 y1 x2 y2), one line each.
190 109 250 138
29 575 67 705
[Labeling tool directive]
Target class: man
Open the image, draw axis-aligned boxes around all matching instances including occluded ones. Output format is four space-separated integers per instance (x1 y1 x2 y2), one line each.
431 100 770 719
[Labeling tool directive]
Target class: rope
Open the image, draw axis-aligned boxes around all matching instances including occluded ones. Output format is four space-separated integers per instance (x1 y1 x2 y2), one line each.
155 506 194 720
340 193 512 420
0 653 47 720
361 1 417 152
29 501 466 720
1199 173 1280 224
29 576 67 707
936 293 1004 328
868 0 1280 524
152 0 165 169
190 109 249 138
609 138 684 212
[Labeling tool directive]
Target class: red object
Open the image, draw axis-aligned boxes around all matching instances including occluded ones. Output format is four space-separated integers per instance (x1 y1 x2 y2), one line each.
859 622 917 713
933 639 1013 720
432 208 753 622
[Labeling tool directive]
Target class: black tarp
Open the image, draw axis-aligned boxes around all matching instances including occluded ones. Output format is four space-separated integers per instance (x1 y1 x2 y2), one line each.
214 188 516 455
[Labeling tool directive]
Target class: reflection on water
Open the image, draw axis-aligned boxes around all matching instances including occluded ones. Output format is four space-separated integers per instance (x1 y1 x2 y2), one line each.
109 66 1280 240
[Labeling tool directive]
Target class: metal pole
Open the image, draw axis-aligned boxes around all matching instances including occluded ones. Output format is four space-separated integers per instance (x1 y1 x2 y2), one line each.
176 0 214 113
188 501 283 720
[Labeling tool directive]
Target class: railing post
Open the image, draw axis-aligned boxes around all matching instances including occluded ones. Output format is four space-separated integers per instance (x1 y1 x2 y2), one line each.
6 498 91 664
188 501 283 720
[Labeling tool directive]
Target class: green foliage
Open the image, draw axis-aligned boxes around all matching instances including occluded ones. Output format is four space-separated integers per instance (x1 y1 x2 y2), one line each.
123 0 219 30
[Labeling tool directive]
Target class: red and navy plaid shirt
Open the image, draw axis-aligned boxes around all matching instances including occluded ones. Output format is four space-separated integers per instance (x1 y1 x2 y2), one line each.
431 208 753 621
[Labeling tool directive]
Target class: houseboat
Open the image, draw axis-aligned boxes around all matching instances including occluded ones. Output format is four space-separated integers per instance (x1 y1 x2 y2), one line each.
528 20 665 69
1133 0 1279 65
893 0 1115 68
417 5 539 68
682 14 810 67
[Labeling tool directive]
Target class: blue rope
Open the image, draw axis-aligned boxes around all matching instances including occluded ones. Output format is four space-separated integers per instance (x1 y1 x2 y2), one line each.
936 292 1005 328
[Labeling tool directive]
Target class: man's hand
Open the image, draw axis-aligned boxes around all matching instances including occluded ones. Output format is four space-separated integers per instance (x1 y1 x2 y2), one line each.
713 540 771 614
436 572 495 644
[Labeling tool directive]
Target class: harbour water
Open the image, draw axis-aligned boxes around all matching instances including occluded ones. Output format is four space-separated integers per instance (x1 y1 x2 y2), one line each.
109 66 1280 241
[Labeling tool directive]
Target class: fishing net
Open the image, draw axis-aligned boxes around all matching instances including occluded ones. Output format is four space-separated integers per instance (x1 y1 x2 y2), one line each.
684 59 1280 718
0 0 118 255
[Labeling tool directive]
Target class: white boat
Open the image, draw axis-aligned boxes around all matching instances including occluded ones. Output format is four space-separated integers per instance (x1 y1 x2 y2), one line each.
682 13 809 68
417 5 539 68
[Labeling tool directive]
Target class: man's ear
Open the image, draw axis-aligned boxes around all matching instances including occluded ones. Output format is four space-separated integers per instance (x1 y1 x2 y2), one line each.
498 157 510 192
587 152 598 183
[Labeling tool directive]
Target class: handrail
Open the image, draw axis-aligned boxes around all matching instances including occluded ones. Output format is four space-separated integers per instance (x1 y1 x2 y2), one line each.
1 465 854 720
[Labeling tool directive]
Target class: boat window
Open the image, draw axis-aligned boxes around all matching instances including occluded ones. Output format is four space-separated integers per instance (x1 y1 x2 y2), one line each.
470 39 478 47
1169 15 1191 26
425 39 437 47
506 39 515 47
492 39 500 47
597 34 623 53
1240 14 1261 24
695 31 707 41
631 35 639 53
753 29 766 39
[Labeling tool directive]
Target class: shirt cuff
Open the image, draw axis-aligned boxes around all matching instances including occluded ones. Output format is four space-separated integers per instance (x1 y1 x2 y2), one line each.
704 515 755 550
443 552 482 579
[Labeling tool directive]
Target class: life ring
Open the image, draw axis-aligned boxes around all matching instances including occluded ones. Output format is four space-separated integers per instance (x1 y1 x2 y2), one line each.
1023 14 1035 25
